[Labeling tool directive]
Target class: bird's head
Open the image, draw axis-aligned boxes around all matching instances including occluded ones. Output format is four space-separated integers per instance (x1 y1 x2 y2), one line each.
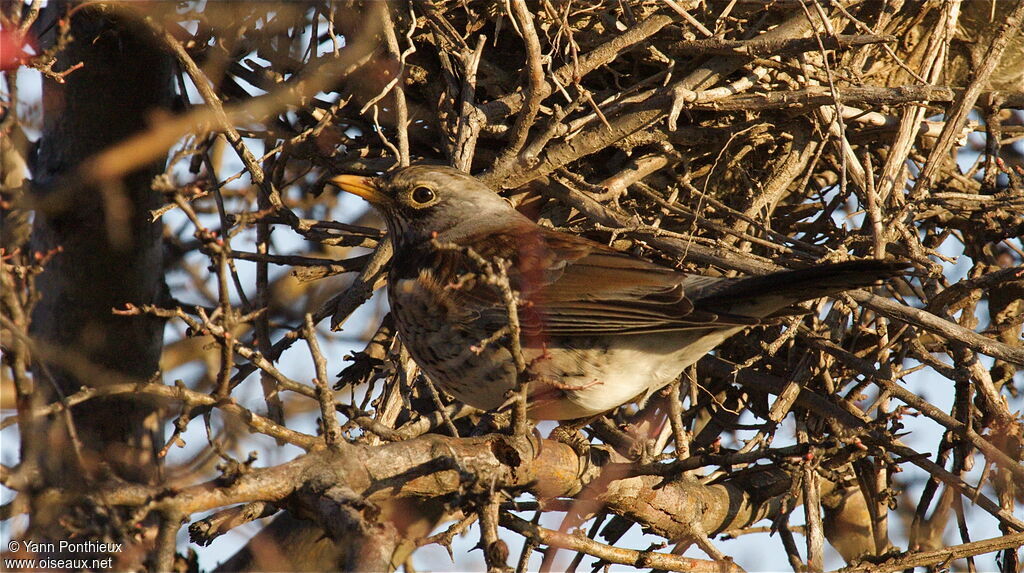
330 165 523 249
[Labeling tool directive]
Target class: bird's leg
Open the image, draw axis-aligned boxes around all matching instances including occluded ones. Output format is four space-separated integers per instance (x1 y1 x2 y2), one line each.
495 374 602 414
529 340 552 363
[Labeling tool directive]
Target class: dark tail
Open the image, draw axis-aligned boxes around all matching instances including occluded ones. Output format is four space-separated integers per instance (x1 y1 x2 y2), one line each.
696 260 909 315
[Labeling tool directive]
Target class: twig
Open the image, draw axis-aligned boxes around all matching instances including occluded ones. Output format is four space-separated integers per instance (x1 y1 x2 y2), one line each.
500 513 746 573
907 0 1024 201
150 20 292 222
0 377 318 450
849 291 1024 367
375 1 415 166
189 502 277 546
662 0 713 37
832 532 1024 573
801 330 1024 482
479 13 676 123
666 34 895 56
490 0 545 177
802 448 825 571
454 35 487 171
304 313 341 446
154 511 181 572
480 496 510 571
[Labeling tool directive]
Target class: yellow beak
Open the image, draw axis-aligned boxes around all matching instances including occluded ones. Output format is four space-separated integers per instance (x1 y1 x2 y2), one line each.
330 174 390 205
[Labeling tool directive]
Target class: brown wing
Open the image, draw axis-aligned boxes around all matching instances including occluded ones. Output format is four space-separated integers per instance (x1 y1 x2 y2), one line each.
454 225 756 337
430 226 906 337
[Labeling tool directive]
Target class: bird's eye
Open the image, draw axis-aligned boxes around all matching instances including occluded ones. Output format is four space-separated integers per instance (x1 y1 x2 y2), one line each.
410 186 436 205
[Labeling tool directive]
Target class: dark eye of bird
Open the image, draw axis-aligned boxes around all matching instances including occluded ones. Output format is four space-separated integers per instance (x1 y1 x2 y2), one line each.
410 186 435 205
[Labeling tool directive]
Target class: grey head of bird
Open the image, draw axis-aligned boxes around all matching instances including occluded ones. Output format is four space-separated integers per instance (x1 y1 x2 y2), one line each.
331 165 528 251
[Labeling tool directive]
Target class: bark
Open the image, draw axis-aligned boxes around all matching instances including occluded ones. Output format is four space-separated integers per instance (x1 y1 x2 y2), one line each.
28 0 171 514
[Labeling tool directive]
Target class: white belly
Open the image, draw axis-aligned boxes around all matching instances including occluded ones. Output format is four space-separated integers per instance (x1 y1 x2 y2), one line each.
525 327 745 420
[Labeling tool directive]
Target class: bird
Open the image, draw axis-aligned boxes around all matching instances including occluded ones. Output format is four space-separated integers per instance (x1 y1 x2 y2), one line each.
331 165 907 420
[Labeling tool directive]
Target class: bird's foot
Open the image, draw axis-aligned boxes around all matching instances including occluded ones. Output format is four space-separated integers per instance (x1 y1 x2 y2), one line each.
550 424 590 457
471 410 511 435
549 414 603 457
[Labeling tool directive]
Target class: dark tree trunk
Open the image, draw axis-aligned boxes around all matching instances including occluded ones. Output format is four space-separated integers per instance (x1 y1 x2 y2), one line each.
29 1 172 504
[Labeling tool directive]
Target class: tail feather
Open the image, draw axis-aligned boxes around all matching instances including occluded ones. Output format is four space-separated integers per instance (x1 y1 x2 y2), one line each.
695 260 909 316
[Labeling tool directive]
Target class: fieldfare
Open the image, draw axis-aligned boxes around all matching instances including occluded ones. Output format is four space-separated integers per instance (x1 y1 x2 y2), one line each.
331 165 906 420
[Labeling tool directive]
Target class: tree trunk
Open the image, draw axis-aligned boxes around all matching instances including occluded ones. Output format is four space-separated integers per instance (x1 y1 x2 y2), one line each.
28 0 172 536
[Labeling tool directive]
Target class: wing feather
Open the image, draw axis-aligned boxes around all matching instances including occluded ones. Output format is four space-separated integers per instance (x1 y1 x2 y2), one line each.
446 226 753 336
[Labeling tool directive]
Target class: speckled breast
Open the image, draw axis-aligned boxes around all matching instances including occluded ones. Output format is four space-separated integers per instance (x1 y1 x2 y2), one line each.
388 274 518 410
